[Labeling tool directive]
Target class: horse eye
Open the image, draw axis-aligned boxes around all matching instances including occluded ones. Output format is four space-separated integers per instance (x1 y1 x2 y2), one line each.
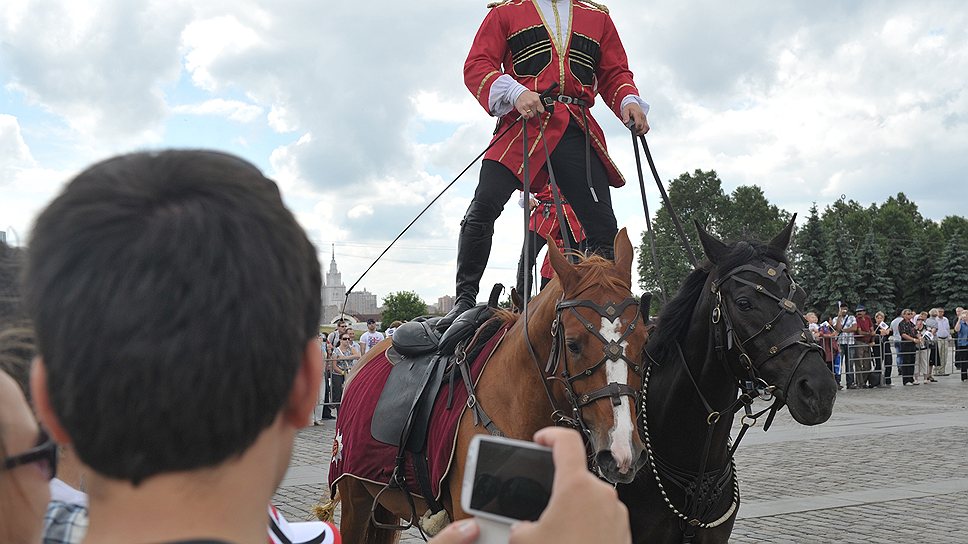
736 297 754 311
566 339 582 354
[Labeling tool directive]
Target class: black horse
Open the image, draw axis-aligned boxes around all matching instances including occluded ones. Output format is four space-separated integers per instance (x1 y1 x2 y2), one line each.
619 218 838 544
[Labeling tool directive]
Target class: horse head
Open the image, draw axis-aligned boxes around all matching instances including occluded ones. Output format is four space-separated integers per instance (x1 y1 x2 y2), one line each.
545 228 650 484
696 216 837 425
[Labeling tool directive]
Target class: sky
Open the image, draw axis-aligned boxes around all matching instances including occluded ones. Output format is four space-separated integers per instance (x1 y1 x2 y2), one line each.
2 0 967 304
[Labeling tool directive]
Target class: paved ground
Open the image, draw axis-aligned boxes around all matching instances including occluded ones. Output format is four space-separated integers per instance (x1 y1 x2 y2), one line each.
274 374 968 543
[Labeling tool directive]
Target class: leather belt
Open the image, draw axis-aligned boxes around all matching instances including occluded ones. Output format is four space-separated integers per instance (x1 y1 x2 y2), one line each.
543 95 588 107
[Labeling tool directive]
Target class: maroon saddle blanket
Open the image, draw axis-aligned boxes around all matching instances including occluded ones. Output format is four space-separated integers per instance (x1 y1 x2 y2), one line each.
328 324 509 500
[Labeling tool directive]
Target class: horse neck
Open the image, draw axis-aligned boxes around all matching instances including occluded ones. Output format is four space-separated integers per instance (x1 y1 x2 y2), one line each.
647 282 737 470
476 287 561 438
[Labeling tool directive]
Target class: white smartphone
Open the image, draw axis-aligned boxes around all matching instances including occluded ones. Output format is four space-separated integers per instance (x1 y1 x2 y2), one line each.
461 435 554 543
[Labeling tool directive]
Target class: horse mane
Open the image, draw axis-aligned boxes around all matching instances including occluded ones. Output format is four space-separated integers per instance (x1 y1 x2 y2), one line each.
647 240 788 364
569 253 632 295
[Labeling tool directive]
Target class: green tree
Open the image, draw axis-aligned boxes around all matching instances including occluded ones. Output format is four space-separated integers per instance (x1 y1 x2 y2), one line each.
855 231 894 315
932 236 968 308
381 291 427 324
637 169 727 302
820 233 859 309
718 185 789 243
939 215 968 242
792 203 829 312
874 193 924 309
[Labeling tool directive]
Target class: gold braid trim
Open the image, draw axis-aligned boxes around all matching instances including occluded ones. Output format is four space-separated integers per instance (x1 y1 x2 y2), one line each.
312 488 340 522
578 0 609 14
487 0 509 8
476 70 501 101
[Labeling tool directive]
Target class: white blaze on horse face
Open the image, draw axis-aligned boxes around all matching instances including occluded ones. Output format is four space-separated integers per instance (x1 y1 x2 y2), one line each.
600 316 634 474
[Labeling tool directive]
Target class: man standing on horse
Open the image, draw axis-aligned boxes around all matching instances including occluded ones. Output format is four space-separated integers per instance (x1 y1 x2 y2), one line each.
442 0 650 324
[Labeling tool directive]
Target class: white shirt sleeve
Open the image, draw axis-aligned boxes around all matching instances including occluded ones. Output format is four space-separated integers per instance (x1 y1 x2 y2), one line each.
620 94 650 116
488 74 529 117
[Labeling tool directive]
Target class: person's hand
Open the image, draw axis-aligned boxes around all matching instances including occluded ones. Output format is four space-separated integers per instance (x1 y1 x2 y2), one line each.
529 196 538 210
508 428 631 544
621 102 649 135
428 519 479 544
514 91 545 120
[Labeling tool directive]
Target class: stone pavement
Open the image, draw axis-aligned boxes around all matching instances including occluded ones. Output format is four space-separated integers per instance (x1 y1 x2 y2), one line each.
273 374 968 543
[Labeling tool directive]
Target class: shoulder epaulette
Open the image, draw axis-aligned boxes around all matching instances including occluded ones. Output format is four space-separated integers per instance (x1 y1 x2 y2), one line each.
578 0 609 14
487 0 509 8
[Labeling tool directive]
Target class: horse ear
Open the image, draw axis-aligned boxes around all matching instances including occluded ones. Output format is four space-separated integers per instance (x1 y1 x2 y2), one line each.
546 235 578 292
612 227 634 286
695 220 729 264
768 214 798 251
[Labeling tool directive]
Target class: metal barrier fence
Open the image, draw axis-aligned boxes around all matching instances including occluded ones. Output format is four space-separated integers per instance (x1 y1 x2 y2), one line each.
815 331 967 388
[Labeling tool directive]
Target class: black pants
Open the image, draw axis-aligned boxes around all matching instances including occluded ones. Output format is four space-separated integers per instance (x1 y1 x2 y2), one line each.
330 373 345 410
899 343 916 383
466 121 618 255
956 345 968 380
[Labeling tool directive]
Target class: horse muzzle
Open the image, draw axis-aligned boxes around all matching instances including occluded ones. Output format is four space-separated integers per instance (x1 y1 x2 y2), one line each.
594 443 645 484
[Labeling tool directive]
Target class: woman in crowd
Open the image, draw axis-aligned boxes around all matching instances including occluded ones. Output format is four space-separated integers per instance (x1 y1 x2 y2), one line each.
330 332 361 415
817 315 841 389
915 313 937 383
873 311 893 386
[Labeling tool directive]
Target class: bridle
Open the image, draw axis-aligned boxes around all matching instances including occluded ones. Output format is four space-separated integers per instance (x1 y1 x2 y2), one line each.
640 258 823 541
527 287 649 448
710 260 823 421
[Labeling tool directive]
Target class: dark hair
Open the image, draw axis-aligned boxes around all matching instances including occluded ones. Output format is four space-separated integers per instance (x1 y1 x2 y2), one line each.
25 150 321 484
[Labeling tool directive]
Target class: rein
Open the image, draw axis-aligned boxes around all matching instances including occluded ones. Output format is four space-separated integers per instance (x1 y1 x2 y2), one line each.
641 260 822 542
628 128 700 276
518 104 647 452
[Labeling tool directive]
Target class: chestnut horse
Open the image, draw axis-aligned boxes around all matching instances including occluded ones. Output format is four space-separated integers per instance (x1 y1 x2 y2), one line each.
618 219 838 543
334 228 650 543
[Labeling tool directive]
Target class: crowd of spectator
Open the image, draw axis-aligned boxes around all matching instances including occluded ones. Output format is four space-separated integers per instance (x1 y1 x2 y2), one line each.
808 303 968 389
1 150 630 544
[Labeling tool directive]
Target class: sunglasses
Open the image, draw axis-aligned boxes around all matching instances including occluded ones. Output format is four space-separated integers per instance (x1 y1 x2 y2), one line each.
341 337 350 340
2 429 58 480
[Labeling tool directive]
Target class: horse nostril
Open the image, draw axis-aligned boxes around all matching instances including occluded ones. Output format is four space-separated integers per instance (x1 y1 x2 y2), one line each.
596 450 616 471
797 377 816 398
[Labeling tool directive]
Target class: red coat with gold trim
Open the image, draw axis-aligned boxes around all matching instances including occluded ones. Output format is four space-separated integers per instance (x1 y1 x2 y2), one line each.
529 184 585 243
528 183 585 279
465 0 641 188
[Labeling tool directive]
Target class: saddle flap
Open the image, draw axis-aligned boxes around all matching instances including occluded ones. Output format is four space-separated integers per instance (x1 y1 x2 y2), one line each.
371 351 449 449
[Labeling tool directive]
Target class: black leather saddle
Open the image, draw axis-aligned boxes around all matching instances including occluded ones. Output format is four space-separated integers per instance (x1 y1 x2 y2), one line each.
371 303 495 450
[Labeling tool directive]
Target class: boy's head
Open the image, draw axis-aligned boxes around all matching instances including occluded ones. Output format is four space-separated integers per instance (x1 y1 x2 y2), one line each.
26 150 321 484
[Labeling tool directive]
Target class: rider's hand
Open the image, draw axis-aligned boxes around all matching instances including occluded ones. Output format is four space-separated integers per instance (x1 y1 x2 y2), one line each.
514 91 545 120
509 428 631 544
622 103 649 136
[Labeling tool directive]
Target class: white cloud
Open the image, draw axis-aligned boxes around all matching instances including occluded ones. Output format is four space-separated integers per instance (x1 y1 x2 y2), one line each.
180 13 267 92
171 98 264 122
3 0 968 301
0 115 35 182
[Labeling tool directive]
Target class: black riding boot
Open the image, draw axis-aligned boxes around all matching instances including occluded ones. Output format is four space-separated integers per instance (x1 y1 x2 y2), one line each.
515 231 546 301
438 213 495 329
